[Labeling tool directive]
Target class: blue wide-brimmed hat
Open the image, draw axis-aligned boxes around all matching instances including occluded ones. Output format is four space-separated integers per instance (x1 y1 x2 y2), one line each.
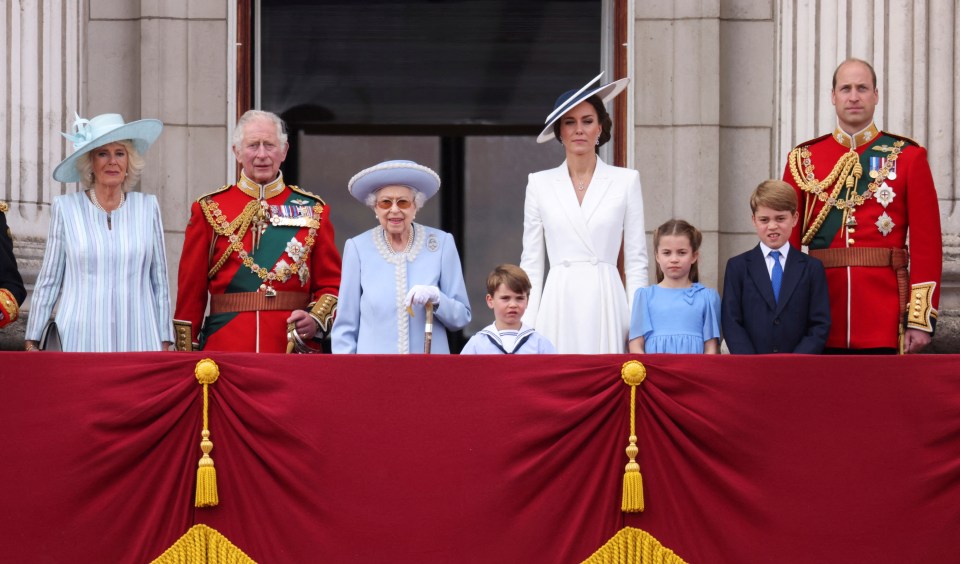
537 72 631 143
348 160 441 203
52 113 163 182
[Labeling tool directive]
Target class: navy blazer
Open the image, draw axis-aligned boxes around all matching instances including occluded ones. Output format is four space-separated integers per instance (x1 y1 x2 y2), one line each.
721 244 830 354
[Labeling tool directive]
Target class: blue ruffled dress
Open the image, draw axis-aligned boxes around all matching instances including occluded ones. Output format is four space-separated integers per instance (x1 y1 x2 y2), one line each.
628 283 721 353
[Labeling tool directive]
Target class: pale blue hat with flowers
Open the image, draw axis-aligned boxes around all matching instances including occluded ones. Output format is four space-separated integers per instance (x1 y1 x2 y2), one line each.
537 72 631 144
52 113 163 182
347 160 441 203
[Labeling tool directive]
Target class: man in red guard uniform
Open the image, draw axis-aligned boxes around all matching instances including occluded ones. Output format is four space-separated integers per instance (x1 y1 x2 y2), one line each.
784 59 942 354
174 110 341 352
0 202 27 330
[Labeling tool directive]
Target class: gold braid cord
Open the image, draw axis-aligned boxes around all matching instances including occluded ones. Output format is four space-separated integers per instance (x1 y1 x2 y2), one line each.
581 527 688 564
200 198 261 278
195 359 220 508
788 141 905 245
620 361 647 513
151 524 256 564
788 148 859 245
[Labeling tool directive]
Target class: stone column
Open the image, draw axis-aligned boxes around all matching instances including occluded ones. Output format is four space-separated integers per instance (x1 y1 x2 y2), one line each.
777 0 960 351
0 0 83 347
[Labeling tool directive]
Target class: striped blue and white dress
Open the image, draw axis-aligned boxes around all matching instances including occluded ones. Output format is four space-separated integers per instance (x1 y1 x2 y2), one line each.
25 191 174 351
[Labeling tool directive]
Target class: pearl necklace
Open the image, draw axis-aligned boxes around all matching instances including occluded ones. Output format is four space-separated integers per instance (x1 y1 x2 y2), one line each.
88 189 125 230
383 223 416 254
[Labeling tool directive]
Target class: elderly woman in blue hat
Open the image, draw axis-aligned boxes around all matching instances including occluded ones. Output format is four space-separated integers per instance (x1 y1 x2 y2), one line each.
24 113 173 352
332 160 471 353
519 73 648 353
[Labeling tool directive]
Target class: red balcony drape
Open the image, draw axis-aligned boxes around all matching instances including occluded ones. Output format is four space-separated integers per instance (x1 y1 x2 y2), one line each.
1 353 958 563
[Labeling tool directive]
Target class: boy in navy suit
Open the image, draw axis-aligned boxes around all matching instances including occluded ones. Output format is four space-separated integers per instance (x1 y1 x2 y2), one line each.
722 180 830 354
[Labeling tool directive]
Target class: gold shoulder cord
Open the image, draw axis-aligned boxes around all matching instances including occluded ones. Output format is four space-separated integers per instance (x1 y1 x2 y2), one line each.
200 197 261 278
788 141 905 245
788 148 860 245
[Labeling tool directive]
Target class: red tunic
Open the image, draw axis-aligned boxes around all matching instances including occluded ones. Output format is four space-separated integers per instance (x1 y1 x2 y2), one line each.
783 124 941 349
174 173 341 352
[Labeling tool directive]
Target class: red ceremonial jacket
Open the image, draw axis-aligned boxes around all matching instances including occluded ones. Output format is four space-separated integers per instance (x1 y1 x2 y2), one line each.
783 123 941 350
174 172 341 352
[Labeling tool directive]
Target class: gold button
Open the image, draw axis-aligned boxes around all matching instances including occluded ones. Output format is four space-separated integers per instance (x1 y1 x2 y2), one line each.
847 238 855 245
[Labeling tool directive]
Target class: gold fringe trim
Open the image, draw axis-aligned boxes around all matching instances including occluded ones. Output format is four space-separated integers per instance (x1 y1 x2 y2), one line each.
620 361 647 512
581 527 688 564
150 524 256 564
194 359 220 508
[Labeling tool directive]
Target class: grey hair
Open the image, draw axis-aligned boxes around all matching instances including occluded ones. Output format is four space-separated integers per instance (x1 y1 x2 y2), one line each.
364 186 426 211
75 139 146 191
232 109 288 149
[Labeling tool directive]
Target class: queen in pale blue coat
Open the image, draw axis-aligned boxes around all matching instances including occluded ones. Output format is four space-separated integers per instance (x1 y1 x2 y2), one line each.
332 160 471 354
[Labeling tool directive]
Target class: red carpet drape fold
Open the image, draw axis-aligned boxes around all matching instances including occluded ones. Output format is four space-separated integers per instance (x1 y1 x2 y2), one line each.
1 353 958 563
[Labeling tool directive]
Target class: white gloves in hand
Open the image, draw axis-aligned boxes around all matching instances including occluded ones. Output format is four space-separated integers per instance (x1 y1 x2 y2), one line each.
405 285 441 306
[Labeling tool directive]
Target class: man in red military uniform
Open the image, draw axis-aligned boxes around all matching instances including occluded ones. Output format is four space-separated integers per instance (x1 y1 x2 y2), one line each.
784 59 942 354
0 202 27 330
174 110 341 352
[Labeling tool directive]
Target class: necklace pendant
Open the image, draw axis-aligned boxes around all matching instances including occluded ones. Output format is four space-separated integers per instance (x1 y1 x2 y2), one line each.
106 214 112 230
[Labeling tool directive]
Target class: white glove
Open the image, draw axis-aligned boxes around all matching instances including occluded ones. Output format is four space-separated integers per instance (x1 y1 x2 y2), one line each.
405 285 441 307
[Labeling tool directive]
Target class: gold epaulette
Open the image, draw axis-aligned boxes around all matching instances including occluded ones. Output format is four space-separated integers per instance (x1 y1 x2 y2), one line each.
0 201 8 213
795 133 833 149
884 132 922 148
195 185 232 203
288 185 327 206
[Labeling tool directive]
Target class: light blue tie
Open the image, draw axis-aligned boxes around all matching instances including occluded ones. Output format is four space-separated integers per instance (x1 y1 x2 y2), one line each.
770 250 783 303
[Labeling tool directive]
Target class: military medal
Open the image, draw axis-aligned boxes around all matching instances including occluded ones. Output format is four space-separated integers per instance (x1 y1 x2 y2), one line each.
875 212 895 236
875 182 896 208
270 204 318 227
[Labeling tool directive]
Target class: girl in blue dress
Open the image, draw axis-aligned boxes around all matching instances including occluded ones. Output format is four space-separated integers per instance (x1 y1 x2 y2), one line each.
628 219 721 354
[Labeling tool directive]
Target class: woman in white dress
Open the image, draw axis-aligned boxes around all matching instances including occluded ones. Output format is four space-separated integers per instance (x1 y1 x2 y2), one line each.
25 113 172 352
520 73 648 353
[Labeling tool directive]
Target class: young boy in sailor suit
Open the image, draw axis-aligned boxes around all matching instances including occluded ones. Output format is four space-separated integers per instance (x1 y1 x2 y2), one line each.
461 264 556 354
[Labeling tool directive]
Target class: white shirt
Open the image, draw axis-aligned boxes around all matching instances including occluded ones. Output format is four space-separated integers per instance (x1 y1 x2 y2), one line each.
759 241 790 280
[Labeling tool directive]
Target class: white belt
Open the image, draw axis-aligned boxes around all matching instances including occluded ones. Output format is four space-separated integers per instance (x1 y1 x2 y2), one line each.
557 258 612 267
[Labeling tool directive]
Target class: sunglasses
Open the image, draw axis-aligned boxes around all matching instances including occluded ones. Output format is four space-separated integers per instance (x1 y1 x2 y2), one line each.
376 198 414 210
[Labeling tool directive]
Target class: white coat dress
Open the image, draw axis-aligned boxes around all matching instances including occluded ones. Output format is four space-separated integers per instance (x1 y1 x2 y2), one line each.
519 157 648 353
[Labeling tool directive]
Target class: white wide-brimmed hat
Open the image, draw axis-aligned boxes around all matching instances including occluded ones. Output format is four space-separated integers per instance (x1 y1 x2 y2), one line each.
347 160 441 203
52 113 163 182
537 72 631 144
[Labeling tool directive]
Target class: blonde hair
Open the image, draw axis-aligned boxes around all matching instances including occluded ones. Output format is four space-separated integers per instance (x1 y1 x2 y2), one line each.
750 179 798 214
486 264 532 296
652 219 702 283
75 140 145 191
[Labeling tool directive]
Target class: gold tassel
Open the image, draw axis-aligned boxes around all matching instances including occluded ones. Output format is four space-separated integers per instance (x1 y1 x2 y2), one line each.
620 361 647 513
194 359 220 508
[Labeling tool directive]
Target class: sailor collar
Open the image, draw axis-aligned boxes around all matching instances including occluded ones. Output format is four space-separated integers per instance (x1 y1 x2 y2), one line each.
832 122 880 150
237 171 286 199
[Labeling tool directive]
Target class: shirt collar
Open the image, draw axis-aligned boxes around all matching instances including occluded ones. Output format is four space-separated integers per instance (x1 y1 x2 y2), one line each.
237 170 285 199
832 122 880 150
759 241 791 259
